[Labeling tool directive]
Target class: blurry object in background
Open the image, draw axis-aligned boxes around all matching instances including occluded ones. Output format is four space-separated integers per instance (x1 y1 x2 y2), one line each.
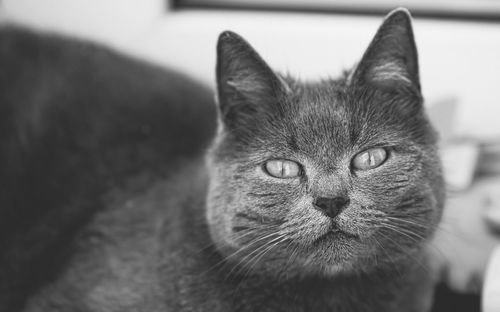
482 246 500 312
428 96 458 143
428 96 500 191
428 87 500 312
428 97 480 191
436 176 500 289
431 286 480 312
430 175 500 312
454 103 500 143
478 142 500 176
485 194 500 234
174 0 500 21
441 142 480 191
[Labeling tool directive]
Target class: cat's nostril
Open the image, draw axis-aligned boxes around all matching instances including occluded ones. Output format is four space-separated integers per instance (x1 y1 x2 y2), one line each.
313 196 350 219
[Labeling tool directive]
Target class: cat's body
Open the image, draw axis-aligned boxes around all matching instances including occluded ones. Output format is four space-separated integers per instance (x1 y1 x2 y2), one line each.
3 9 444 312
0 26 216 310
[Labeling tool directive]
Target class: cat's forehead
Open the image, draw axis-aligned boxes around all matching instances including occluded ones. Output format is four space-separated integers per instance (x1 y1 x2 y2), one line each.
274 81 354 162
274 80 422 161
293 81 348 118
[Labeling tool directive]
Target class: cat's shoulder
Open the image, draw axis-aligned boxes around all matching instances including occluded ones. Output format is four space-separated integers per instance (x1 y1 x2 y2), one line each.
22 159 211 311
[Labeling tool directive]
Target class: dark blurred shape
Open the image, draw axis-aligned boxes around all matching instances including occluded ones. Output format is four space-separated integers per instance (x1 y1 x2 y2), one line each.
431 284 481 312
0 25 216 311
478 142 500 176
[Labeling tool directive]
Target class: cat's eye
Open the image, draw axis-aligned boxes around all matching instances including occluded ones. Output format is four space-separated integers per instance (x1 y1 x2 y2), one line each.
352 148 388 171
264 159 301 179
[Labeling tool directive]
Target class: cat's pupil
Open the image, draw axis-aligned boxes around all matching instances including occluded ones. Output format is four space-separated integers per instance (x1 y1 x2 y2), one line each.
352 148 388 170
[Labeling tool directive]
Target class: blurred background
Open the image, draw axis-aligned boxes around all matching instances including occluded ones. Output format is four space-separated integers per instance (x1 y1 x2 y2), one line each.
1 0 500 146
1 0 500 309
2 0 499 152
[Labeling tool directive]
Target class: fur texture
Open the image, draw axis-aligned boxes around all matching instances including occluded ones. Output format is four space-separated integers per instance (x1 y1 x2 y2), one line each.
3 8 444 312
0 25 216 311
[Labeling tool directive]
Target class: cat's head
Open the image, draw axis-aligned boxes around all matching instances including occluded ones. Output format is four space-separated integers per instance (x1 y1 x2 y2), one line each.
206 8 445 279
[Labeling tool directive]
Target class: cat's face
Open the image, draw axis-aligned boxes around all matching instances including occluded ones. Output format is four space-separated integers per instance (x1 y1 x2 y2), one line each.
206 9 445 279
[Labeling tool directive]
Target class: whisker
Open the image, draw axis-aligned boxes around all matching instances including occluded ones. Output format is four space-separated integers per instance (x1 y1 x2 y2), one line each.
223 230 285 276
192 226 273 258
385 216 428 229
282 240 298 271
232 235 288 293
377 229 431 274
241 235 288 279
384 218 449 261
378 222 425 243
371 235 402 277
200 229 280 276
228 234 286 280
388 215 461 245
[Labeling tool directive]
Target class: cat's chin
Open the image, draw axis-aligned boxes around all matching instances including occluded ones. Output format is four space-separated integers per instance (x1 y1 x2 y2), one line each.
213 224 372 279
289 227 378 276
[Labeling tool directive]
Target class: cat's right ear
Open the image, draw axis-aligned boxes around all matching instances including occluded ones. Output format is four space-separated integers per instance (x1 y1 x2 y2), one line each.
349 8 420 92
216 31 287 131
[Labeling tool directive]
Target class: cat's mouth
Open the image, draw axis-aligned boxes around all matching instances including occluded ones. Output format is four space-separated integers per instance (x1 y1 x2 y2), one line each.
317 227 359 242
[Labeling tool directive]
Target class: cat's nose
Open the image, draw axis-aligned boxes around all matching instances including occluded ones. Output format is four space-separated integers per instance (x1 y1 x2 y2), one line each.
313 196 350 219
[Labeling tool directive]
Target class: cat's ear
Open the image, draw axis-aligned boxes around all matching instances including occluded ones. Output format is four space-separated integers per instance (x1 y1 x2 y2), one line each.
349 8 420 92
216 31 287 130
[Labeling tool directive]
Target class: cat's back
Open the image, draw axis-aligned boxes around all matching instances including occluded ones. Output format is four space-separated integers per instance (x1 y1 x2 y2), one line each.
0 25 217 311
0 25 216 160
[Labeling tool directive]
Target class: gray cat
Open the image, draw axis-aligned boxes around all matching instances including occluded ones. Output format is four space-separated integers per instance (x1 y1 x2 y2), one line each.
22 8 444 312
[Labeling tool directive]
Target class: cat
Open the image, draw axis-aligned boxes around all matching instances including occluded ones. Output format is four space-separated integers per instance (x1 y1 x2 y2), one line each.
4 8 444 312
201 8 445 311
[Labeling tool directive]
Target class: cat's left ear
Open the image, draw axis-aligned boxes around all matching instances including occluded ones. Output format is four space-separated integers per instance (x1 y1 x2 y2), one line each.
216 31 289 131
349 8 420 92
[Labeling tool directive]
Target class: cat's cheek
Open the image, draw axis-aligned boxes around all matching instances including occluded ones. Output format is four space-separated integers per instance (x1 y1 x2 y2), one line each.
205 177 249 253
285 197 331 240
335 194 380 239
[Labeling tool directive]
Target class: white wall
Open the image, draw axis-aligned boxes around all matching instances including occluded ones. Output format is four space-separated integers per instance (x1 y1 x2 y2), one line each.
2 0 165 46
2 0 500 141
